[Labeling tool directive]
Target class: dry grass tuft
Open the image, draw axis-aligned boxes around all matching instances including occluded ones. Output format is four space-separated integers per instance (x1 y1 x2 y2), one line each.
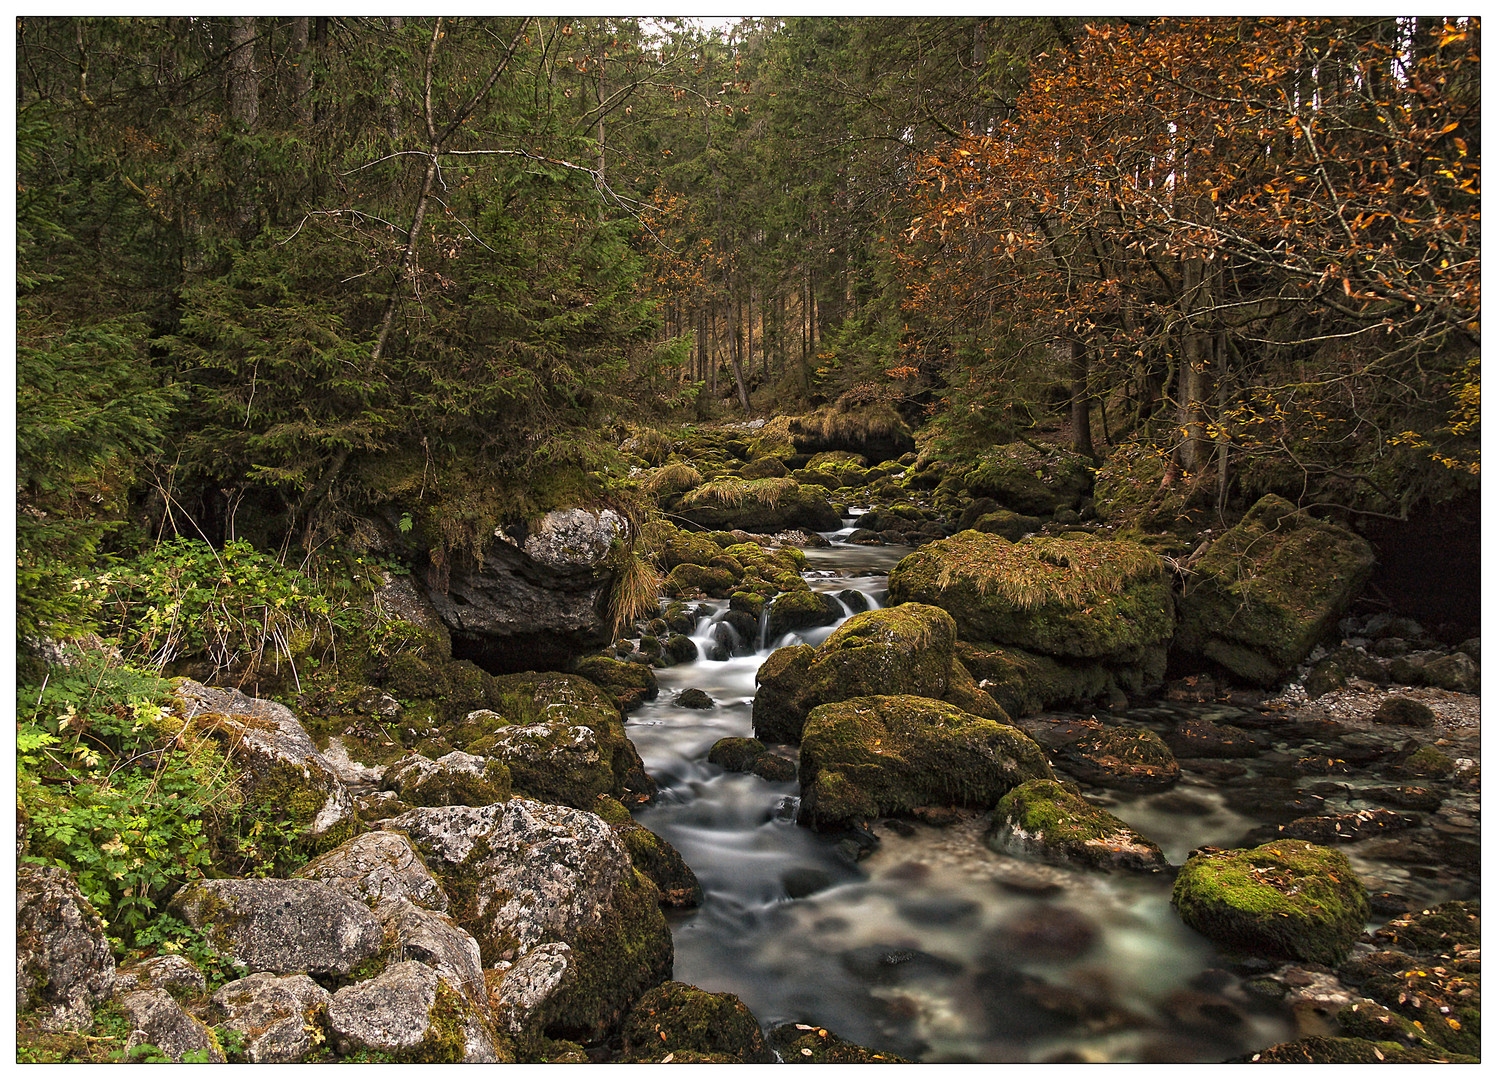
681 476 797 510
608 544 664 634
643 461 702 497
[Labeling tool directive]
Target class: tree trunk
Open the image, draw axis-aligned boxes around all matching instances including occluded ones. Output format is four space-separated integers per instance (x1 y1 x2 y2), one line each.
288 17 311 125
227 16 258 128
1068 336 1096 461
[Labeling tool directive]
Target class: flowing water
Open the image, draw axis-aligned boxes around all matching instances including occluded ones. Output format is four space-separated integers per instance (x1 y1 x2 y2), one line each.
626 529 1322 1062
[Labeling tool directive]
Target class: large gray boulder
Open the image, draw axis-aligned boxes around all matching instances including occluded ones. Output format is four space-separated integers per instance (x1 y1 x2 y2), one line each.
212 972 332 1064
416 510 624 673
1175 495 1376 685
384 799 672 1039
379 899 487 1011
118 988 226 1062
327 960 501 1063
387 750 512 808
171 681 358 851
488 942 576 1039
170 878 384 978
295 830 450 913
16 865 117 1031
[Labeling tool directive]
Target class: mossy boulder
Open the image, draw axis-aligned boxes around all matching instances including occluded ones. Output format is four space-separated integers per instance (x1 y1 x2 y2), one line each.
707 737 797 782
767 1022 909 1063
753 604 1000 745
572 656 659 709
962 442 1094 516
380 655 503 722
739 455 790 480
1175 495 1376 686
620 981 772 1063
797 695 1054 831
1059 725 1180 791
889 532 1173 669
385 800 672 1041
971 508 1046 542
765 589 844 639
1171 840 1370 965
592 796 703 909
663 563 736 600
387 751 513 808
1239 1036 1475 1064
675 478 841 533
989 779 1168 872
955 642 1116 718
463 672 655 807
659 530 724 570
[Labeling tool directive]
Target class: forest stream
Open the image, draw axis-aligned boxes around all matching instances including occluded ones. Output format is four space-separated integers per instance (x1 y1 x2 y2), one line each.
627 524 1478 1064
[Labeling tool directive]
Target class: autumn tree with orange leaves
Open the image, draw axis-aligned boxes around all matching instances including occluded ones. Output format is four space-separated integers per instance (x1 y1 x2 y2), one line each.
901 16 1478 522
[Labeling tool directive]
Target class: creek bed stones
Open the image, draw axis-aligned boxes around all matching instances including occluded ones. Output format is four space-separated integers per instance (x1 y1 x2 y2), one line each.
989 778 1168 872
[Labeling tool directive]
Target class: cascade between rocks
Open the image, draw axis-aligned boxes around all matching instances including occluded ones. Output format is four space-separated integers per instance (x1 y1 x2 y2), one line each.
624 526 1299 1063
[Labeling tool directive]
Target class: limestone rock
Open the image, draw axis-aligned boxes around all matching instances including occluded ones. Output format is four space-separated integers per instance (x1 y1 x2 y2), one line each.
172 680 358 848
380 899 487 1010
384 799 672 1038
118 988 226 1063
16 865 117 1031
114 954 206 996
171 878 384 977
487 942 575 1038
296 829 449 913
211 971 331 1063
519 508 624 569
1174 495 1375 686
387 750 512 808
328 960 500 1063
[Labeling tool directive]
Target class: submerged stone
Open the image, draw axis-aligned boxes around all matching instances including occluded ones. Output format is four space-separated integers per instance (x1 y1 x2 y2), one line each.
620 981 773 1063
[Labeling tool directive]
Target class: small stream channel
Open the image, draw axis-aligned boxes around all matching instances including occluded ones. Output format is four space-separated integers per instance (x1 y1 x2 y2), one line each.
624 526 1326 1062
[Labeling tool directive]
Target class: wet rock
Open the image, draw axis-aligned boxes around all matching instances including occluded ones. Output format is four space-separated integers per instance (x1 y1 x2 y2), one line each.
620 981 773 1063
1059 725 1179 791
707 736 769 772
988 904 1100 963
797 695 1053 831
752 752 798 782
991 863 1066 897
1171 840 1369 965
328 960 500 1062
1370 697 1437 727
767 1022 910 1063
383 799 672 1039
1273 808 1418 844
765 590 844 640
211 972 332 1063
1174 495 1375 686
171 878 384 978
1166 716 1267 758
16 865 117 1031
839 945 962 985
387 751 512 808
781 866 837 899
118 988 226 1063
754 604 1004 744
662 633 698 665
672 688 715 709
1159 988 1247 1030
295 830 449 913
989 778 1168 872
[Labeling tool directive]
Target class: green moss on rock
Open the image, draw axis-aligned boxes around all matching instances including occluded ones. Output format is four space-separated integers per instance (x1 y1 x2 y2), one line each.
797 695 1053 831
767 1022 910 1063
620 981 771 1063
663 563 736 600
888 532 1173 665
1061 726 1180 791
989 779 1167 872
1171 839 1370 965
1174 494 1376 685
